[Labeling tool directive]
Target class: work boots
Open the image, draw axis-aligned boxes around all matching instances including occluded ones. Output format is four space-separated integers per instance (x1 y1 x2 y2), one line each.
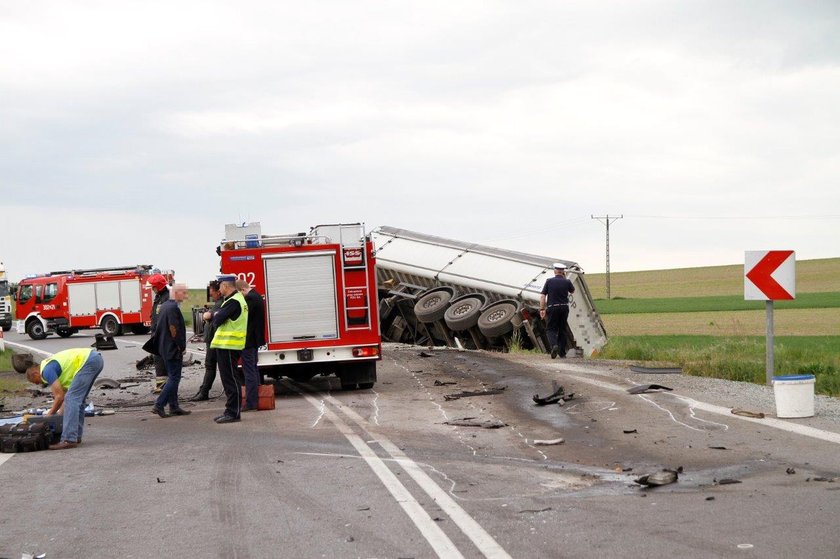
190 389 209 402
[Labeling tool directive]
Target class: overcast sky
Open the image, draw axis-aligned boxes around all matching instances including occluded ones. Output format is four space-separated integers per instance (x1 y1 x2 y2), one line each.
2 0 839 286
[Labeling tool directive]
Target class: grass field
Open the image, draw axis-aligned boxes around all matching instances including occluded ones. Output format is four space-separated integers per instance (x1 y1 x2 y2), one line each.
584 256 840 396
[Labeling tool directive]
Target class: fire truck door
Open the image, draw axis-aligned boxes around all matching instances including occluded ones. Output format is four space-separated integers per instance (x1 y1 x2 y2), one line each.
119 280 141 312
264 252 339 343
68 284 96 316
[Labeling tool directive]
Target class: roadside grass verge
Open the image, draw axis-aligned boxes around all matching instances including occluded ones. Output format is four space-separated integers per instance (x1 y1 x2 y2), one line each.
0 350 29 392
596 292 840 314
599 335 840 396
0 349 14 375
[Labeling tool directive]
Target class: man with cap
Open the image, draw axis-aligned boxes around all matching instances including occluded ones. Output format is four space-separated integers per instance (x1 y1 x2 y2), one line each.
539 263 576 359
210 274 248 423
148 273 170 394
14 348 104 450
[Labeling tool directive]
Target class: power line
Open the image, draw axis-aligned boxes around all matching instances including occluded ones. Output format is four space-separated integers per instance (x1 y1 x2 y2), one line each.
591 215 623 299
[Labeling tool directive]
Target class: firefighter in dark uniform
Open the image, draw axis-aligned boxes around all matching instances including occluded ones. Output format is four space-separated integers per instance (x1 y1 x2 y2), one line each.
539 263 576 359
210 275 248 424
148 274 170 393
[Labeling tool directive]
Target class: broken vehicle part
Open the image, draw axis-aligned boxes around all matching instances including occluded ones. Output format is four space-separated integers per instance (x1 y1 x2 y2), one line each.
444 387 506 401
444 418 507 429
635 469 679 486
627 384 674 395
731 408 765 419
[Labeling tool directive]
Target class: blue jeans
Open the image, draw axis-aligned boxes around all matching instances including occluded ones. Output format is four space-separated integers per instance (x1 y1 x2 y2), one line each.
62 351 104 443
241 347 259 409
155 357 183 410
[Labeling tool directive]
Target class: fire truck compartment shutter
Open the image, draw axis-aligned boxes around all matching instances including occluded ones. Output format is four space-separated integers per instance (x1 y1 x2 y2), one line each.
68 284 96 316
96 281 121 310
119 280 141 313
264 252 339 343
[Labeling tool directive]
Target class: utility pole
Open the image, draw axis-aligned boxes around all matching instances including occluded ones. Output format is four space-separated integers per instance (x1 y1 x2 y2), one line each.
591 215 623 299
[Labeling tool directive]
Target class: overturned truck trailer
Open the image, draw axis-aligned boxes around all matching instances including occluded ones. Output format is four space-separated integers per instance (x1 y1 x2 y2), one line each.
372 226 608 357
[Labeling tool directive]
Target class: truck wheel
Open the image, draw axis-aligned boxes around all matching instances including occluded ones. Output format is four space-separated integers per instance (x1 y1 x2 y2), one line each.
477 301 519 338
100 316 122 336
26 320 47 340
444 296 483 331
339 362 376 390
1 321 11 332
414 288 455 323
56 327 73 338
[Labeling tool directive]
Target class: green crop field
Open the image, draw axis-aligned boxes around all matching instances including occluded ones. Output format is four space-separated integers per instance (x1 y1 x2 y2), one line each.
585 257 840 396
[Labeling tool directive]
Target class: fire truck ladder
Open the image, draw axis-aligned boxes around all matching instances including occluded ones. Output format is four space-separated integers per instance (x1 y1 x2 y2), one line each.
49 265 153 276
338 224 372 332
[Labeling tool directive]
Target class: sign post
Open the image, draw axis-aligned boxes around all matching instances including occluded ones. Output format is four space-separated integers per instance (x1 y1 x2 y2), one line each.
744 250 795 385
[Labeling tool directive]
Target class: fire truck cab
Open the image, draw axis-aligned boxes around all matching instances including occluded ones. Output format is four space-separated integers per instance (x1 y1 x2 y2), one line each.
219 223 380 390
15 265 168 340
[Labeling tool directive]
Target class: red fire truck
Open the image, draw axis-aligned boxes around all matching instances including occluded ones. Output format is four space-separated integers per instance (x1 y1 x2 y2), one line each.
219 223 380 390
15 265 171 340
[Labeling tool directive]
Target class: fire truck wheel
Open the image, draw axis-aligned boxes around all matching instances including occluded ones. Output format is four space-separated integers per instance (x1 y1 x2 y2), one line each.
0 322 10 332
444 296 483 331
100 316 122 336
26 320 47 340
56 327 73 338
477 301 519 339
414 288 455 324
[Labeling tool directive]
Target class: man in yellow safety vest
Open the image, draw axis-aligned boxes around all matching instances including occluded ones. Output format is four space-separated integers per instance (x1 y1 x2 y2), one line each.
14 348 105 450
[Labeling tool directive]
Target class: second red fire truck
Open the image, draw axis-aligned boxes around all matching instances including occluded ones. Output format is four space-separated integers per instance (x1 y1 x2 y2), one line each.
15 265 171 340
219 223 380 390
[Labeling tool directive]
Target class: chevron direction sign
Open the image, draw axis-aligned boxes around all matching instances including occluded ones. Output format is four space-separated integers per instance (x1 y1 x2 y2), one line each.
745 250 796 301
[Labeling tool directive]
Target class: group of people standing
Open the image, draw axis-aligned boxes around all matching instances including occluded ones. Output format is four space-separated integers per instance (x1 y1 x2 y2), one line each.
148 274 265 424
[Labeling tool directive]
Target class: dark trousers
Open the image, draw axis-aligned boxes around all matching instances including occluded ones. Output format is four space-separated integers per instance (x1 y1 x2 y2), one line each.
199 347 218 393
155 357 183 410
241 347 259 409
546 305 570 355
216 348 242 419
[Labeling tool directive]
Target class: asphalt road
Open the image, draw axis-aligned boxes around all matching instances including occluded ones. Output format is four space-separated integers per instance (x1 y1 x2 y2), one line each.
1 330 839 558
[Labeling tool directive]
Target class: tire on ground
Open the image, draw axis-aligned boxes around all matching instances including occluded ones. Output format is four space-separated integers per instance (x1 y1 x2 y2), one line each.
56 327 73 338
413 288 456 323
444 296 484 331
477 301 520 339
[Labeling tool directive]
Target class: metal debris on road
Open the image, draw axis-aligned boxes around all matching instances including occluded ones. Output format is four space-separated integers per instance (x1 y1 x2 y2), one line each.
635 469 679 486
627 384 673 395
629 365 682 374
94 378 121 389
705 496 715 501
444 387 506 401
533 382 575 405
156 477 166 483
812 477 836 482
715 478 742 485
532 438 564 446
433 380 457 386
444 417 507 429
731 408 765 419
786 468 796 475
91 333 118 350
518 507 552 514
623 429 638 434
419 351 435 358
708 445 728 450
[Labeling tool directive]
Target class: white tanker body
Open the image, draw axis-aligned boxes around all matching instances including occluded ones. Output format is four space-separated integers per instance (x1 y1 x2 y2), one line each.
372 226 608 357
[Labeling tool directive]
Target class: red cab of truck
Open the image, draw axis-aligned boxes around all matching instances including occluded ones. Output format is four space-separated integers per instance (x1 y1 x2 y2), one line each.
15 265 172 340
219 223 380 390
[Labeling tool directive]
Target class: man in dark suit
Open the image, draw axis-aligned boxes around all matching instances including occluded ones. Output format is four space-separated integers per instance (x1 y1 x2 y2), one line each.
236 279 266 411
151 283 191 418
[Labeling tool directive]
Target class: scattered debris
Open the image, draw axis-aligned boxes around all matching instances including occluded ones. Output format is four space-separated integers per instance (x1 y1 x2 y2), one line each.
136 355 155 370
532 438 564 446
94 378 121 389
432 517 444 522
635 469 679 487
91 333 118 350
623 429 638 434
812 477 836 482
444 387 506 401
708 445 728 450
518 507 552 514
629 365 682 374
156 477 166 483
532 382 575 405
627 384 673 395
786 468 796 475
356 506 370 511
444 417 507 429
119 383 140 389
716 478 742 485
419 351 435 358
434 380 457 386
705 496 715 501
731 408 765 419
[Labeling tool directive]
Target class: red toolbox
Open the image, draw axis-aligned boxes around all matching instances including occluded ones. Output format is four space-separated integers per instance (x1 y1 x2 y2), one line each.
241 384 276 411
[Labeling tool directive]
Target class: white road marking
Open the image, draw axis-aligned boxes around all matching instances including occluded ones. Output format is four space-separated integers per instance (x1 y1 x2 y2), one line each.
323 394 513 559
298 392 466 559
0 454 14 467
2 339 52 357
559 371 840 446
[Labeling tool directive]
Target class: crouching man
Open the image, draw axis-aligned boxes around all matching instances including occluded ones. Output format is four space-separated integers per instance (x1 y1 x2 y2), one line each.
14 348 104 450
